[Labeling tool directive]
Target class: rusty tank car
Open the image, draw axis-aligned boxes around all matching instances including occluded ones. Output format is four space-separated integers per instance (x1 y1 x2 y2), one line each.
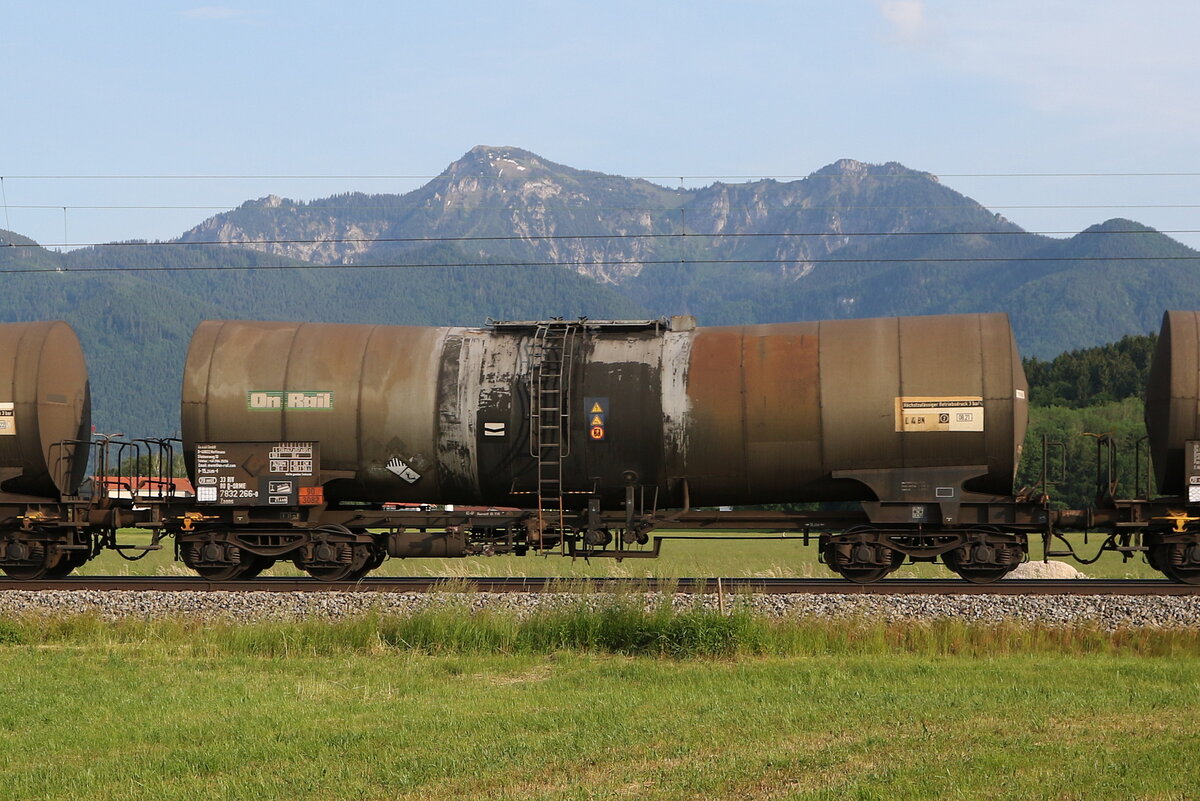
1033 307 1200 586
1136 309 1200 582
0 321 95 579
177 313 1042 582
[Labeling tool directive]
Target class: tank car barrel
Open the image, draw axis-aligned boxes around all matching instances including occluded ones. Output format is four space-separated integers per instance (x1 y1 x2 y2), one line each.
180 313 1029 511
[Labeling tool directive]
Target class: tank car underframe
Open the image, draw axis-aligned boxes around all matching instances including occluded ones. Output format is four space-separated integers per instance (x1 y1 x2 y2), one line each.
1064 499 1200 585
0 500 102 580
163 496 1053 584
817 524 1031 584
168 506 534 581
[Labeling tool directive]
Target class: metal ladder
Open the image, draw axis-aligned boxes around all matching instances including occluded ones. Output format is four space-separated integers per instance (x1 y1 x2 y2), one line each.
529 320 579 549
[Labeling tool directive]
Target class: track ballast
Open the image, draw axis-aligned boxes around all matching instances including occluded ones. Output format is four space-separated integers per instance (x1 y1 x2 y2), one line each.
0 576 1195 595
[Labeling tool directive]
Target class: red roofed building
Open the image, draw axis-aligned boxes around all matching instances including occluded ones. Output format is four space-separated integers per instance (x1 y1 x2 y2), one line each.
93 476 195 500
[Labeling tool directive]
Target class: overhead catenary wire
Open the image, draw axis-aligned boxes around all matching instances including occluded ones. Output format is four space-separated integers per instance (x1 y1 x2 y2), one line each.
5 168 1198 252
8 203 1200 211
7 254 1200 276
4 168 1197 242
7 170 1200 179
0 226 1194 251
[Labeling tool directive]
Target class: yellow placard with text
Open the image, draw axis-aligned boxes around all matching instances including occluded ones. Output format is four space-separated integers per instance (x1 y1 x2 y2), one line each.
895 396 984 432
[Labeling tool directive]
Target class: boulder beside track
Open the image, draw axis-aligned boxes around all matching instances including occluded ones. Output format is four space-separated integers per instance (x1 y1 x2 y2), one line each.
1005 561 1088 579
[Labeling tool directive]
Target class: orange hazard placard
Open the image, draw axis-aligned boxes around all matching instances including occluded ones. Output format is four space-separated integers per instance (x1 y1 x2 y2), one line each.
299 486 325 505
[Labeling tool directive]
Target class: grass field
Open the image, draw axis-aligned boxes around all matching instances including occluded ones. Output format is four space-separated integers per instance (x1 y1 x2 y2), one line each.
0 609 1197 801
79 529 1163 580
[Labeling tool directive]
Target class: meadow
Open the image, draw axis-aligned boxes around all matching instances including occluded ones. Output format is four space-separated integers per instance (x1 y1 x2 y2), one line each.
0 606 1197 801
3 531 1187 800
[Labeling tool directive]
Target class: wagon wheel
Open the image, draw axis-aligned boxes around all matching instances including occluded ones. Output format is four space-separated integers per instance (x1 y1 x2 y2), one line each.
824 529 902 584
237 555 277 580
194 562 253 581
943 531 1020 584
1160 564 1200 585
1156 549 1200 585
0 540 66 580
833 566 892 584
181 536 258 581
44 549 90 579
302 543 372 582
951 567 1012 584
1 558 57 581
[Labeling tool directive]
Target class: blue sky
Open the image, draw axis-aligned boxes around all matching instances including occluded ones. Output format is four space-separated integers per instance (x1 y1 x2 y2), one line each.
3 0 1199 248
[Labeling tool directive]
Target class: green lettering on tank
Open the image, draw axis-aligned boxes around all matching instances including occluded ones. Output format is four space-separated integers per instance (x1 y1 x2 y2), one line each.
247 391 333 411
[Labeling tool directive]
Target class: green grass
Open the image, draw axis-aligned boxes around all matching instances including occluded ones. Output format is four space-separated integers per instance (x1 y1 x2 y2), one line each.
0 609 1197 800
82 529 1163 580
2 602 1199 658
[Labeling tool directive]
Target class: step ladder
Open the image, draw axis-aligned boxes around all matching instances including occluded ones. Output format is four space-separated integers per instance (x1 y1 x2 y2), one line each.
529 320 580 551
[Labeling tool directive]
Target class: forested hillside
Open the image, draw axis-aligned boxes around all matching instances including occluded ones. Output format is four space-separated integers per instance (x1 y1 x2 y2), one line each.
0 237 648 438
1021 335 1157 507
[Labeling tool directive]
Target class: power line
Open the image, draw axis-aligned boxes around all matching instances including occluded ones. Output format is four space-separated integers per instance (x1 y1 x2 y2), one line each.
5 170 1200 181
6 254 1200 276
7 202 1200 212
1 226 1192 251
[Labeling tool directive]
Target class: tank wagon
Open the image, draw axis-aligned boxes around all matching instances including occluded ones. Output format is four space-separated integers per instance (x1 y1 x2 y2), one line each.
0 322 191 580
0 321 95 578
1086 309 1200 583
175 313 1046 582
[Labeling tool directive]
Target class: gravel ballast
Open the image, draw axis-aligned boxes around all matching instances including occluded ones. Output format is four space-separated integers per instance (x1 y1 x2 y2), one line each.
0 589 1198 629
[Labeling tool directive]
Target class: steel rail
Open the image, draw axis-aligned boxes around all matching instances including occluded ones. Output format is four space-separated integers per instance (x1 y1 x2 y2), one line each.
0 576 1197 595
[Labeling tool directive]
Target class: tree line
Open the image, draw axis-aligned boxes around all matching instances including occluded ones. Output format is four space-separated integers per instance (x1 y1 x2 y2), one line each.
1021 334 1156 507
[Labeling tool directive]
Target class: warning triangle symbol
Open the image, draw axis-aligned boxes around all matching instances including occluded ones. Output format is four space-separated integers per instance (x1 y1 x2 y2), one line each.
590 402 603 413
591 415 604 426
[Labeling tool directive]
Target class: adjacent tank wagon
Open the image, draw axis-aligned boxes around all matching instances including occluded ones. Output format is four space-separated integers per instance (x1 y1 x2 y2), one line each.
1132 310 1200 582
0 321 95 578
0 321 91 498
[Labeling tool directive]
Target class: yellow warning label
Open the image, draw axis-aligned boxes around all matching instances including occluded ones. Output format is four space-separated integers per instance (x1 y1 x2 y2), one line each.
590 402 604 414
0 402 14 436
894 396 984 433
590 415 604 426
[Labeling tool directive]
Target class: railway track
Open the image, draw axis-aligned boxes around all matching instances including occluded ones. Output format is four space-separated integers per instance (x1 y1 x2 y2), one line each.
0 576 1196 595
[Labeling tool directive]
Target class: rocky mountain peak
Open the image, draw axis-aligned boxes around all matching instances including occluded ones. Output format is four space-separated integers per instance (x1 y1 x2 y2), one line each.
810 159 935 183
447 146 549 181
828 158 872 178
172 148 1041 288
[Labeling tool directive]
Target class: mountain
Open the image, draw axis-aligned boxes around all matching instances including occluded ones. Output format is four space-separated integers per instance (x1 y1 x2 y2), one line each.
179 148 1023 285
178 147 689 284
176 147 1198 355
